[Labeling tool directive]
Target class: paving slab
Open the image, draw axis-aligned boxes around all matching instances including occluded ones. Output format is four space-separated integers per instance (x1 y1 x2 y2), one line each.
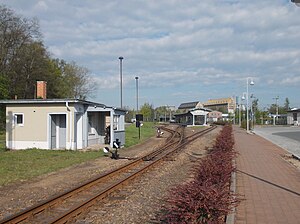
253 126 300 159
233 126 300 224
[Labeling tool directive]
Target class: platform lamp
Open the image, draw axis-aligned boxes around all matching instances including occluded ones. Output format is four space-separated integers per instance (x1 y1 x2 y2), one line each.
119 56 124 109
246 77 254 133
241 92 247 126
291 0 300 7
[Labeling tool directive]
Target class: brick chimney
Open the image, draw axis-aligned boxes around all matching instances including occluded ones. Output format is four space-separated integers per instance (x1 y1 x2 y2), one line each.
36 81 47 99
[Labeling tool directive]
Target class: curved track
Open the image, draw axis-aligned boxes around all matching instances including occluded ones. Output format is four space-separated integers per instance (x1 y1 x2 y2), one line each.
0 125 216 224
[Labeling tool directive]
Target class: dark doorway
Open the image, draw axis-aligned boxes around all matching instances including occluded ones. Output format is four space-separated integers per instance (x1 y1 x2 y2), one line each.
50 114 66 149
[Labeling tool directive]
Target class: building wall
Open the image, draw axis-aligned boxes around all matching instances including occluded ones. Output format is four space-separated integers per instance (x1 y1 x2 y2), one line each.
204 97 236 113
6 104 73 149
5 102 126 150
287 111 300 125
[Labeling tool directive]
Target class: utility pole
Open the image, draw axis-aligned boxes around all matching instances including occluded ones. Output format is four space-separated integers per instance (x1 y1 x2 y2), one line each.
119 56 124 108
273 96 279 125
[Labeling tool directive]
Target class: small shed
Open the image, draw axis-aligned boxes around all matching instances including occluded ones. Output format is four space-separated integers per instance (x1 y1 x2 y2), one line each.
174 108 211 126
287 108 300 126
0 99 126 150
207 111 223 123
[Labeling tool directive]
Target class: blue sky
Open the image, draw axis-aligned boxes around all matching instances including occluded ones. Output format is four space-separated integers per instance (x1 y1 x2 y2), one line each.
1 0 300 109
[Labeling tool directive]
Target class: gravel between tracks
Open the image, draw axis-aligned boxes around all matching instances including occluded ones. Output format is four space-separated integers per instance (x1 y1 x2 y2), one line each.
0 126 220 223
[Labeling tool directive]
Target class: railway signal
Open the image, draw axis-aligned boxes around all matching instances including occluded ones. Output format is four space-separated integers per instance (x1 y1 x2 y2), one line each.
103 139 121 159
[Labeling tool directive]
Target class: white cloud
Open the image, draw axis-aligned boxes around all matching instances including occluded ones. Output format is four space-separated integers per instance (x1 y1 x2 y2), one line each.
1 0 300 107
33 1 48 12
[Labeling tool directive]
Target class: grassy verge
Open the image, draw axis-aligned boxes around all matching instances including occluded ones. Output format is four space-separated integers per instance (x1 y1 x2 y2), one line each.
0 122 156 186
125 122 157 147
0 130 5 152
0 149 103 186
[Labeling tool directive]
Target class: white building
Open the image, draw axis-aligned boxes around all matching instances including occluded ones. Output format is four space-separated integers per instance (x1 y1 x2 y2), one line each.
0 99 126 150
287 108 300 126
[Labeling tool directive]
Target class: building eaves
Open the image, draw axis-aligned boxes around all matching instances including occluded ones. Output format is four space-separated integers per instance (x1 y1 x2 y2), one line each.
0 98 106 107
0 98 128 112
287 108 300 113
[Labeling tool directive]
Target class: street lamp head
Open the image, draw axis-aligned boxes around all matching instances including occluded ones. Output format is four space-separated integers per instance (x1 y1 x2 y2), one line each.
119 56 123 60
135 76 139 80
250 80 254 85
291 0 300 6
242 92 246 100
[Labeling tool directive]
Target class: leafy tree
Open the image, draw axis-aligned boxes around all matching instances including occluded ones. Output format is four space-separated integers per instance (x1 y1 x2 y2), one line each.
124 106 135 123
0 5 41 97
140 103 154 121
0 5 95 100
284 97 290 112
0 74 9 99
58 61 95 99
9 41 53 99
155 106 168 121
268 104 287 115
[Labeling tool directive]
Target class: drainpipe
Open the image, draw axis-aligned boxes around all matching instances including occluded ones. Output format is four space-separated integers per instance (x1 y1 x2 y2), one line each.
65 101 70 111
110 109 114 148
66 101 72 149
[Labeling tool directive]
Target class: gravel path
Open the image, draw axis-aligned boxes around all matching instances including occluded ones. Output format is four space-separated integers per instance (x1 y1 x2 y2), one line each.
0 126 220 223
80 127 220 224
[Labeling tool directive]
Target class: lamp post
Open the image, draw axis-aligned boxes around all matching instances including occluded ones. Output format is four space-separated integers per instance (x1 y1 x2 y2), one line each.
250 94 256 130
241 92 246 126
119 56 124 108
273 96 279 125
135 77 139 112
291 0 300 7
239 96 243 127
246 77 254 133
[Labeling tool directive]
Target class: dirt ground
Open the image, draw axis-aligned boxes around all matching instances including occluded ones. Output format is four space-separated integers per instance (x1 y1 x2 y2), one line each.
1 125 299 223
0 126 220 223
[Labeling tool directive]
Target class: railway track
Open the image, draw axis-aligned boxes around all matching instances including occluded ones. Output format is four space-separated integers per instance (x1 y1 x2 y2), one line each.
0 125 217 224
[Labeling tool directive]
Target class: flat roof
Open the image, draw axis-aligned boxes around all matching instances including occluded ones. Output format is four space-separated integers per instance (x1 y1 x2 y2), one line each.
0 98 126 112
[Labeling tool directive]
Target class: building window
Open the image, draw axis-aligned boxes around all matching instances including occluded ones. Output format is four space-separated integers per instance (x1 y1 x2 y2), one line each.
113 115 119 130
88 114 94 134
293 113 297 121
14 113 24 126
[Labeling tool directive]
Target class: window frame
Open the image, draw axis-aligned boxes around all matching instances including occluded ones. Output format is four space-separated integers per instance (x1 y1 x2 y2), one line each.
13 113 24 126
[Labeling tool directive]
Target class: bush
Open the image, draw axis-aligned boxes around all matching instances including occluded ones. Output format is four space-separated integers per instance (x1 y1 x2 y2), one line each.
160 125 238 223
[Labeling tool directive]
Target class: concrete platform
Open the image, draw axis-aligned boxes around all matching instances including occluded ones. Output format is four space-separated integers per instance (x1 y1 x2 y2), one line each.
233 126 300 224
253 126 300 159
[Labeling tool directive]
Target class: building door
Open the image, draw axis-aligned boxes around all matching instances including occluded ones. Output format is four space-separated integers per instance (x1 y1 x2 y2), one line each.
50 114 66 149
75 113 83 149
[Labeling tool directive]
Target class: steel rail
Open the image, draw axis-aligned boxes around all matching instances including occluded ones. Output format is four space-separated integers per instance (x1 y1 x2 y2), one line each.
0 125 216 224
0 126 181 224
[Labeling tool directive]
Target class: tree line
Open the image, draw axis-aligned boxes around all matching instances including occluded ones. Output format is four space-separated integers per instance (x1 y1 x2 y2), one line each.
0 5 95 129
0 5 94 100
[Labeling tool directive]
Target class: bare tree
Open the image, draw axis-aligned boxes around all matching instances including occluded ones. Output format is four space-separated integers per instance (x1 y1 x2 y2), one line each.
60 61 95 100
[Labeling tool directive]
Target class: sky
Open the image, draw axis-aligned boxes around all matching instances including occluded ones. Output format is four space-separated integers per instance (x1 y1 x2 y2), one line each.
1 0 300 109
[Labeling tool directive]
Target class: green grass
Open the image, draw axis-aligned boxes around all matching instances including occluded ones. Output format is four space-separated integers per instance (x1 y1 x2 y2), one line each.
0 130 5 152
0 122 156 186
125 122 157 147
0 149 103 186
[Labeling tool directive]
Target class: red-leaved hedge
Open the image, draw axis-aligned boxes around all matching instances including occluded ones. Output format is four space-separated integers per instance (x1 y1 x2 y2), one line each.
160 125 238 223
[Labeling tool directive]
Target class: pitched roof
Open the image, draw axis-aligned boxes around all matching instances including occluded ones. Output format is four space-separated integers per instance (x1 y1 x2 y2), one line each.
178 101 199 109
287 108 300 113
